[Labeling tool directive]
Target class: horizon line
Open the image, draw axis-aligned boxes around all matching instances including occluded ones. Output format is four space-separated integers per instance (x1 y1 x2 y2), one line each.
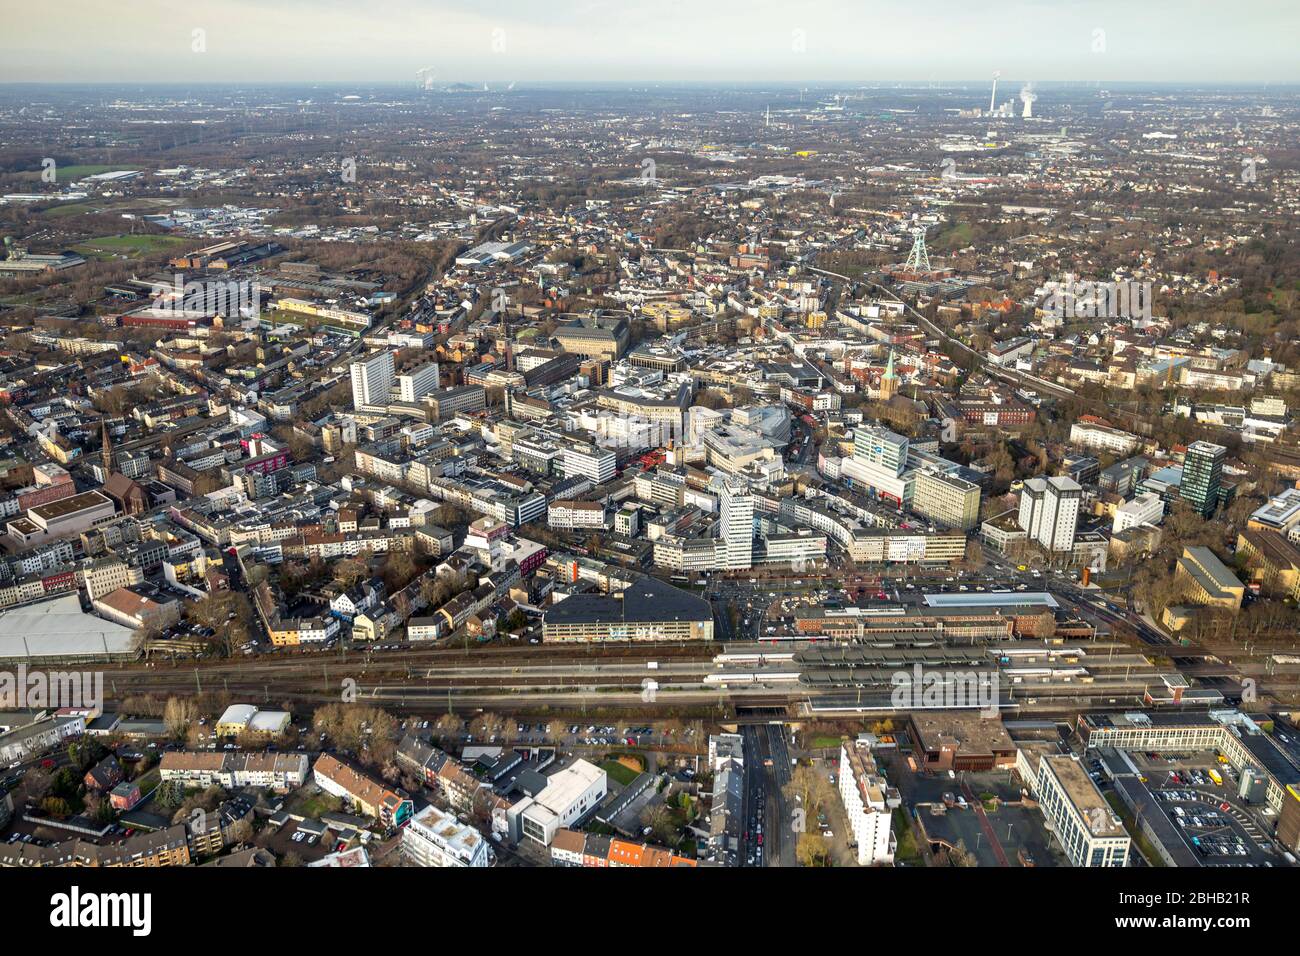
1 79 1297 89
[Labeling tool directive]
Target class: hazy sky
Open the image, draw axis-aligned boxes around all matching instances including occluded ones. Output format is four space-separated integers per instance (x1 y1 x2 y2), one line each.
1 0 1295 85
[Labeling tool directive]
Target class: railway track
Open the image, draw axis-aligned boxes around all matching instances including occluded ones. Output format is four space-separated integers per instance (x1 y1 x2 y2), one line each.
124 639 711 674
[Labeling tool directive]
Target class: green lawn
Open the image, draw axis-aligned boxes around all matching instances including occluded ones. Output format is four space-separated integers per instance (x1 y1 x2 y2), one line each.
131 767 161 796
286 789 343 820
934 221 974 250
600 759 641 787
891 808 922 864
39 200 95 218
73 234 187 260
809 736 843 750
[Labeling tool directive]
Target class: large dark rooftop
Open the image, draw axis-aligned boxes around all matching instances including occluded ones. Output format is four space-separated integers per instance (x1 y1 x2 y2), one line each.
544 576 710 626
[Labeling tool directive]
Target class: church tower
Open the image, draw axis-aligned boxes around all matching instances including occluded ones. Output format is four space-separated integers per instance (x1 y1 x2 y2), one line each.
101 418 114 475
879 350 899 402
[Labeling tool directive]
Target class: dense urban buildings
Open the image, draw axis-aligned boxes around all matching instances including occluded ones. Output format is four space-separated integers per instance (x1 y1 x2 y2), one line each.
0 4 1295 923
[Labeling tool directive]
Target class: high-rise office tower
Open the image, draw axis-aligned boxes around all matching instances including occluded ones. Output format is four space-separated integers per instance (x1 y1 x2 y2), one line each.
1182 441 1225 517
397 360 440 403
913 468 981 531
717 477 754 570
350 351 395 410
852 425 909 477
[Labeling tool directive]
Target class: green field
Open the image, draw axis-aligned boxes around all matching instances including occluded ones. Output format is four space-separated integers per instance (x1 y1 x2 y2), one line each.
934 221 974 250
19 164 142 182
72 234 187 260
38 200 95 219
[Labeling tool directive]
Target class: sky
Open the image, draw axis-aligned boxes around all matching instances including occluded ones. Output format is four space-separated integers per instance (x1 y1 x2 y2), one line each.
0 0 1295 85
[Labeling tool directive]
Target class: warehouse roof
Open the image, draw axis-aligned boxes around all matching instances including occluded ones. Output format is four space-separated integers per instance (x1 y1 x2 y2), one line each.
544 576 709 626
0 593 136 662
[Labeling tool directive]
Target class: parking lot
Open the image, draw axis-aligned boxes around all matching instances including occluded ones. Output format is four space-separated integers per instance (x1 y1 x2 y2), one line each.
883 757 1065 867
915 796 1065 867
1126 752 1280 866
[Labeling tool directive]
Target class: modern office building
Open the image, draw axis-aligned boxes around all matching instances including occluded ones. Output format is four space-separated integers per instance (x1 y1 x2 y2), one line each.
402 804 490 867
8 490 116 546
1277 785 1300 853
852 424 909 477
1247 486 1300 536
1112 492 1164 533
1078 711 1300 814
542 576 713 642
912 468 981 531
350 351 395 410
1030 754 1130 867
427 384 486 420
560 441 617 485
716 476 754 570
507 759 607 846
1181 441 1225 517
396 360 439 402
1018 476 1081 552
841 425 915 505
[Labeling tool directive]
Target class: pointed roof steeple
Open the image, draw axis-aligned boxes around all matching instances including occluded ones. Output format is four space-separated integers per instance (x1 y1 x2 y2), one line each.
100 417 113 475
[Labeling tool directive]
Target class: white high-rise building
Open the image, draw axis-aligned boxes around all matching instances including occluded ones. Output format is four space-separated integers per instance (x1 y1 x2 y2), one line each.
1018 475 1082 552
397 360 440 403
350 351 395 410
839 741 896 866
716 476 754 570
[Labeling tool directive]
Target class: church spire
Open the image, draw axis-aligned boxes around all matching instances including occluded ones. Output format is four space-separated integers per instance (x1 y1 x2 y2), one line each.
879 349 899 401
101 417 113 475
